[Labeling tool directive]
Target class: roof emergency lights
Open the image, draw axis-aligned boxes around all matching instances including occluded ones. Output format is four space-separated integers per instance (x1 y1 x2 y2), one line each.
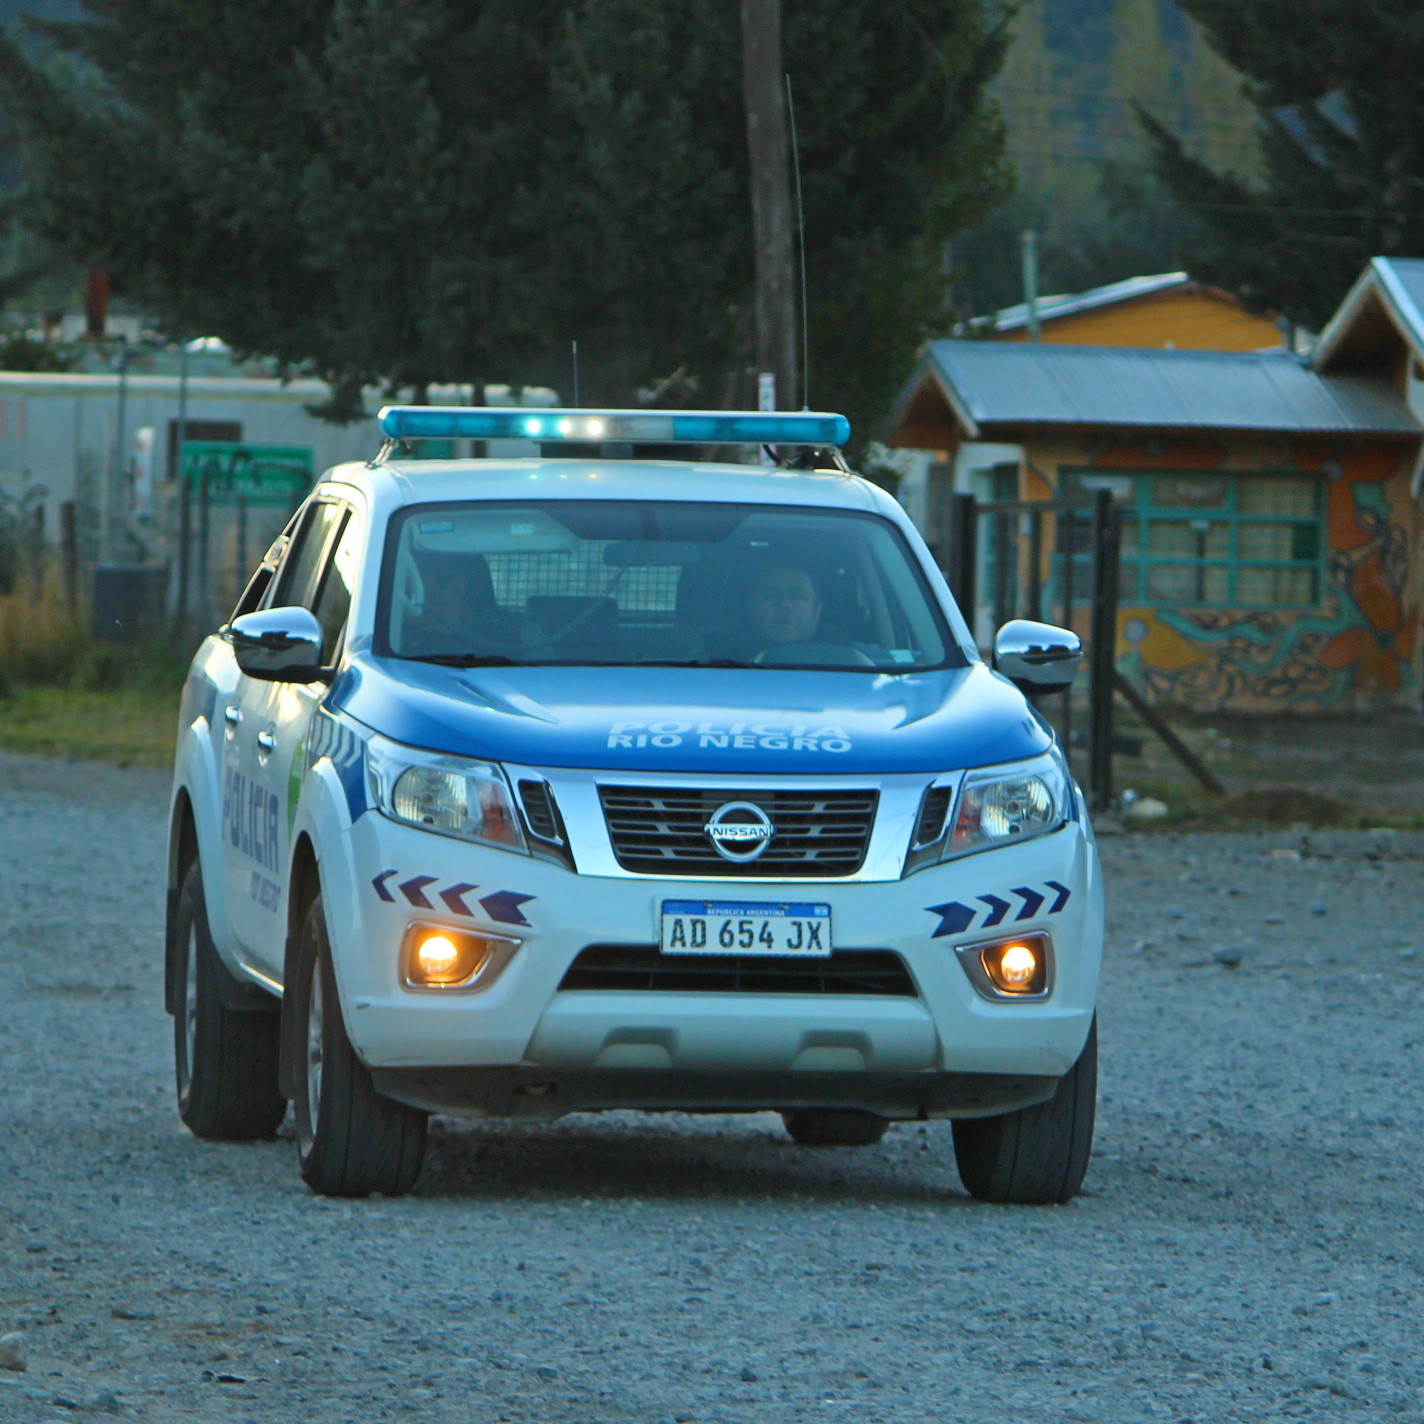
377 406 851 448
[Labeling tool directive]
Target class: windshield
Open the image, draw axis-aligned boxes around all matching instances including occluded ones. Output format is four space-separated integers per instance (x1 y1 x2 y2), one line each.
377 500 960 671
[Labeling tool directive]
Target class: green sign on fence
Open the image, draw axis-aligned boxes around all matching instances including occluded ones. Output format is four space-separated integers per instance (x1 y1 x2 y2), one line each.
181 442 314 506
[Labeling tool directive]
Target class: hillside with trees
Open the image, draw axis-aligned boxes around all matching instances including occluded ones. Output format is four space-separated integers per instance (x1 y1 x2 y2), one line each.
5 0 1380 408
954 0 1259 318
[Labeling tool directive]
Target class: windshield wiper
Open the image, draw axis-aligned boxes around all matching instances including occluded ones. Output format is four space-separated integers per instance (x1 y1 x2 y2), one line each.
399 653 526 667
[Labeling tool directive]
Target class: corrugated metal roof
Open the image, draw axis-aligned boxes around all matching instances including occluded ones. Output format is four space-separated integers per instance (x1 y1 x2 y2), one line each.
922 340 1419 436
962 272 1189 334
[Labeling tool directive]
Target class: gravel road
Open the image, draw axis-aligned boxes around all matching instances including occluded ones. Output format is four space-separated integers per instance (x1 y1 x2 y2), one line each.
3 748 1424 1423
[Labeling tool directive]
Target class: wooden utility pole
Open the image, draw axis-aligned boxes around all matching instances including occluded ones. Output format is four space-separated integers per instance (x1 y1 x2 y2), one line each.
742 0 798 410
1022 230 1041 342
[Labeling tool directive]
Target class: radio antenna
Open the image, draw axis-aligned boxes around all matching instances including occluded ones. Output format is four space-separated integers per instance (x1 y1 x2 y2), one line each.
784 72 810 410
571 339 580 406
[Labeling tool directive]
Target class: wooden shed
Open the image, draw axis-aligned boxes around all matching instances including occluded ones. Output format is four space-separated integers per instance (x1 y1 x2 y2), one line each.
887 259 1424 713
967 272 1285 353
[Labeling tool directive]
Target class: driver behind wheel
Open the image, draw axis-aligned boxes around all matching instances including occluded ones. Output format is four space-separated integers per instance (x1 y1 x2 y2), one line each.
747 562 822 651
400 553 518 658
741 559 879 667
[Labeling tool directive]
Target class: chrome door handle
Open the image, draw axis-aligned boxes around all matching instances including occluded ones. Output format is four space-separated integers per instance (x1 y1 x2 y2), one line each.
224 705 242 727
256 730 276 753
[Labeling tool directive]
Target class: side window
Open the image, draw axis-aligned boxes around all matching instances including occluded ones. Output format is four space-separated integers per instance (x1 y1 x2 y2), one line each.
230 513 301 621
311 513 361 662
268 501 342 611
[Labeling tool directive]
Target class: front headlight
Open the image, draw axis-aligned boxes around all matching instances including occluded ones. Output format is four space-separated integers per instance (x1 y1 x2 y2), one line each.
367 735 527 853
946 751 1069 859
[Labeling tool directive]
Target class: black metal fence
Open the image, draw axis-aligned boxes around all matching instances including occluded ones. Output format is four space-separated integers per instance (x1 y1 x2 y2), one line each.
942 488 1122 810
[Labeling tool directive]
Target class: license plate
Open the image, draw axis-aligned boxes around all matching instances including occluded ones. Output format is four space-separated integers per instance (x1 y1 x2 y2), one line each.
659 900 833 957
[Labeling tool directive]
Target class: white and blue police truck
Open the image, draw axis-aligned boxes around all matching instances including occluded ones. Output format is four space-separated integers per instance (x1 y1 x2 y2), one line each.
165 406 1102 1202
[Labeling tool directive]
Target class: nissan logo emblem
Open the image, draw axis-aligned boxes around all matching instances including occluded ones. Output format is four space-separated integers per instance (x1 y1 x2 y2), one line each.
704 801 774 862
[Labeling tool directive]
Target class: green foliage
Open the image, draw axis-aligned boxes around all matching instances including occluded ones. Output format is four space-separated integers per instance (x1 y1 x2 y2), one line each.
55 637 187 693
1141 0 1424 328
0 683 181 765
0 332 72 370
0 0 1013 446
0 479 41 594
66 639 125 692
956 0 1257 317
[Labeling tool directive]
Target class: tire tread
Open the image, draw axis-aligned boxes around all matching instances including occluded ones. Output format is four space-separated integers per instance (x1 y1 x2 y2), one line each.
175 863 285 1141
295 894 426 1197
952 1019 1097 1205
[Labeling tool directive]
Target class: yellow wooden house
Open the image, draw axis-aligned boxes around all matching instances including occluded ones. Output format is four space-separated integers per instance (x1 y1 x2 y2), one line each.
888 259 1424 714
969 272 1284 352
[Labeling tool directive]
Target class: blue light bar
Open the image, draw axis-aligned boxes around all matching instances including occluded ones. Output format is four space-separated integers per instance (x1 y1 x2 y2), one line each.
377 406 851 447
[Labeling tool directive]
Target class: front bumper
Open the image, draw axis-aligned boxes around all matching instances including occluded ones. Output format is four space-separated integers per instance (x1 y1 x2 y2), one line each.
323 811 1103 1111
371 1065 1061 1122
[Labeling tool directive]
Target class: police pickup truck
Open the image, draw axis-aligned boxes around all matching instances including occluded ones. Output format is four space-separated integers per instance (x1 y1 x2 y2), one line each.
166 407 1102 1203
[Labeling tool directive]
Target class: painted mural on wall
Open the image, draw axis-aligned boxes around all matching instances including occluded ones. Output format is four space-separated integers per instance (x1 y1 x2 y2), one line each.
1096 441 1419 712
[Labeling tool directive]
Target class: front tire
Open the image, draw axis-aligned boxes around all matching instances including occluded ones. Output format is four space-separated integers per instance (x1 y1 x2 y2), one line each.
293 893 427 1197
781 1110 889 1147
172 862 286 1140
952 1018 1097 1205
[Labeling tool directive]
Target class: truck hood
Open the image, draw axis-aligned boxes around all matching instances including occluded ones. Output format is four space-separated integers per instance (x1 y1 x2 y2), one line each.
330 656 1050 775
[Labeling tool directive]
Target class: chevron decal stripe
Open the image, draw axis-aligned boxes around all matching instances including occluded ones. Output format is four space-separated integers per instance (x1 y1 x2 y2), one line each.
927 901 976 938
926 878 1074 937
399 875 438 909
479 891 535 927
306 711 370 820
369 871 536 927
438 882 479 917
979 894 1011 928
1011 886 1045 921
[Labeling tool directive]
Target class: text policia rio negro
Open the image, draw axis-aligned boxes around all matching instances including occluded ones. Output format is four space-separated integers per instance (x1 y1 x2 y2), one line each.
605 721 854 752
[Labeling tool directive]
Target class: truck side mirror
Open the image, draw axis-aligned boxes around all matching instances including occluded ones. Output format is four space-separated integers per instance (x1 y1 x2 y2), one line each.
993 619 1082 692
226 606 328 683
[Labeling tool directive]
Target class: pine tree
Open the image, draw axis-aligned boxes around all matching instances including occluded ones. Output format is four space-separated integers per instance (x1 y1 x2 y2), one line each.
996 0 1057 187
1140 0 1424 328
1178 12 1257 182
0 0 1014 441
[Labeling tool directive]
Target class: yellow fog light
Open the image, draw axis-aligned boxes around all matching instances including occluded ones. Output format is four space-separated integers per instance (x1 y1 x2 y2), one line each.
996 943 1038 988
401 924 517 990
416 934 462 978
956 933 1052 1000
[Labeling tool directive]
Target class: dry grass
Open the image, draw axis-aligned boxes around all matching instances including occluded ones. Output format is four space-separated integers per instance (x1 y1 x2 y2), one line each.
0 572 187 765
0 568 86 688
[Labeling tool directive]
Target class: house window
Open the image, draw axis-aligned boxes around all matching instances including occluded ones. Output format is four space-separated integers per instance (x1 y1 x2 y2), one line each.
1070 470 1324 610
